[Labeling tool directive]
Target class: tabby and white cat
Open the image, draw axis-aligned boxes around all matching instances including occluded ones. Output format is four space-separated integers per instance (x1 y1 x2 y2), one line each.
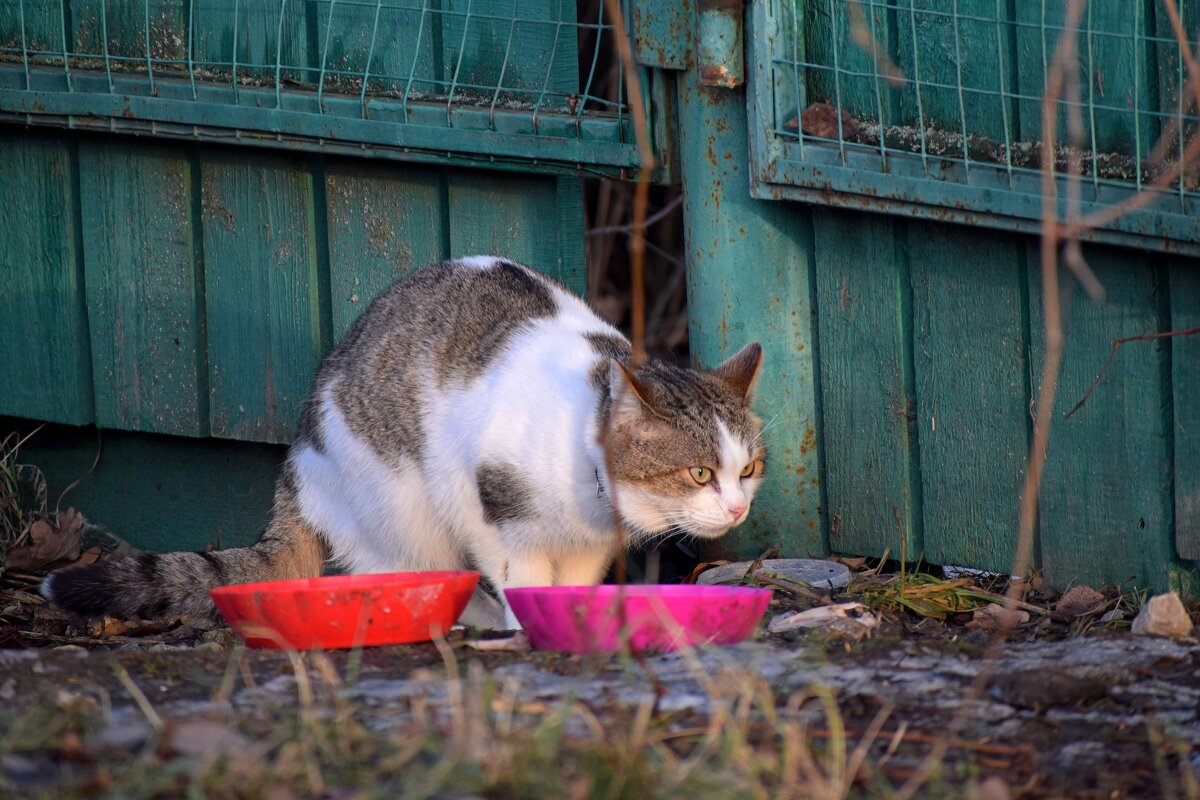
43 257 766 629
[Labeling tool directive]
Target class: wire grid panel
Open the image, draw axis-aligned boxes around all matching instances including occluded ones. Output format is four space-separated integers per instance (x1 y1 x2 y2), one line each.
748 0 1200 253
0 0 647 174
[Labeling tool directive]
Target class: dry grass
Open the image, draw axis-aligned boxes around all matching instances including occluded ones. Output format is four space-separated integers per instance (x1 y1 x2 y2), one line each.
0 641 971 800
0 428 49 562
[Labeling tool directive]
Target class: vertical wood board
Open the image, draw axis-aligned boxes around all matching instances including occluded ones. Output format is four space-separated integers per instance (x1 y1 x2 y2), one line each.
310 0 438 95
1170 258 1200 560
324 159 448 340
1015 1 1158 154
895 0 1012 141
909 223 1030 573
446 171 585 294
0 0 66 55
78 140 206 437
803 0 897 124
191 0 308 81
812 207 921 560
441 0 578 105
200 154 323 444
0 134 94 425
1029 247 1175 590
70 0 184 61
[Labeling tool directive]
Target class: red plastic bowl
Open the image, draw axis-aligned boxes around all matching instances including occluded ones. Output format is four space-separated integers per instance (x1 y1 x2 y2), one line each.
210 571 479 650
504 584 773 654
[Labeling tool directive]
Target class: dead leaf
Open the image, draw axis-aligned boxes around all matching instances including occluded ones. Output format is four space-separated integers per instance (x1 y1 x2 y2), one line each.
5 510 86 573
60 544 102 571
966 604 1030 631
768 602 879 639
1054 584 1106 620
5 520 77 572
1131 593 1195 638
832 555 868 570
684 561 729 585
785 102 860 140
86 616 130 638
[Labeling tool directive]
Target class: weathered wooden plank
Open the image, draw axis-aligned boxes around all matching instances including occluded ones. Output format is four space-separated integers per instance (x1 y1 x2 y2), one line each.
0 134 93 425
78 140 206 437
1029 247 1175 590
11 417 283 552
0 0 65 55
324 159 447 340
446 171 585 295
191 0 308 83
895 0 1012 141
1016 1 1158 154
70 0 184 63
909 223 1029 573
811 207 921 560
441 0 578 106
200 153 324 444
1170 258 1200 560
803 0 898 126
309 0 438 96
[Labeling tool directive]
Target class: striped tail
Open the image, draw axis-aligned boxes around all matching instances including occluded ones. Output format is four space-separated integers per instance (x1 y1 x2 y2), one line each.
41 475 327 621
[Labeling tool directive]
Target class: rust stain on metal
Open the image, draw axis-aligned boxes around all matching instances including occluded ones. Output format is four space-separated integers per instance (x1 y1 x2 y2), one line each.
799 427 817 456
700 65 738 88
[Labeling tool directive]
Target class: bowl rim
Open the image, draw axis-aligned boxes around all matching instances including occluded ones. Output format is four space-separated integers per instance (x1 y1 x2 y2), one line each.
504 583 773 600
209 570 480 599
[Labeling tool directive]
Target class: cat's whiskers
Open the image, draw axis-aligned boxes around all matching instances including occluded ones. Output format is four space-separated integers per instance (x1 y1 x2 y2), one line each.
749 406 787 448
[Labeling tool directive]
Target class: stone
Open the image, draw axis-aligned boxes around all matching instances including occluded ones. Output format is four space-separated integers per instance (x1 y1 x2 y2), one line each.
1131 593 1195 638
696 558 852 590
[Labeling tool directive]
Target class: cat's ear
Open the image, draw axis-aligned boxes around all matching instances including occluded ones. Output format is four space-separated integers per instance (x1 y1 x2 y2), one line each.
609 359 661 419
712 342 764 401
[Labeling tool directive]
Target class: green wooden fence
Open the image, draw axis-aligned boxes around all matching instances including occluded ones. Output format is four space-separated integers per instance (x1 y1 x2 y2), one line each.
1 0 1197 591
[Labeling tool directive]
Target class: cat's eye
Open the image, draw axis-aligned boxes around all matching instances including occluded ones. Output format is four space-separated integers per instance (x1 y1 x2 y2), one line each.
740 462 756 478
688 466 712 485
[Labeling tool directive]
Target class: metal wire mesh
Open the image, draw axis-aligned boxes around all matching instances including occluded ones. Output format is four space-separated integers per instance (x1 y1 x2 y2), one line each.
756 0 1200 246
0 0 639 169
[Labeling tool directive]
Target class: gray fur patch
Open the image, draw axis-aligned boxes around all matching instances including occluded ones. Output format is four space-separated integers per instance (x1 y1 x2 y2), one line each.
586 331 633 426
326 259 558 464
477 462 533 524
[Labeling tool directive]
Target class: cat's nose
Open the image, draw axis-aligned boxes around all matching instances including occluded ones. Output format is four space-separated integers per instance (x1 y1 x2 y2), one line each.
727 502 748 521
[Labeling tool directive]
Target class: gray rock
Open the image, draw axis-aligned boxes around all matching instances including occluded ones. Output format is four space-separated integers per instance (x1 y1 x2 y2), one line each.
696 558 852 590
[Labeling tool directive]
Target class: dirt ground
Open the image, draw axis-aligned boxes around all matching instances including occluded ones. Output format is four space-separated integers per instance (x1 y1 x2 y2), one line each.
2 567 1198 800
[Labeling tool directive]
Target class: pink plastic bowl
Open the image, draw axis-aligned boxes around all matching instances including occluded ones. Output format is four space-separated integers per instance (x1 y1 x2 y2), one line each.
504 584 773 654
210 571 479 650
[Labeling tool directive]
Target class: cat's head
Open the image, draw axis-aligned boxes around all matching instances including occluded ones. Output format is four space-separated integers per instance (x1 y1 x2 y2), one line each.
604 343 765 540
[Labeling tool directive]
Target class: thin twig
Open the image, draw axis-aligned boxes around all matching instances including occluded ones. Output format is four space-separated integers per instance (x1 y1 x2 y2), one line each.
601 0 655 366
1065 327 1200 419
895 2 1087 797
113 662 164 730
846 0 906 87
586 195 682 236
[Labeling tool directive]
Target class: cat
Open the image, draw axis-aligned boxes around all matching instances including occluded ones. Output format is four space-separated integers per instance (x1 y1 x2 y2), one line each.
42 257 766 630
